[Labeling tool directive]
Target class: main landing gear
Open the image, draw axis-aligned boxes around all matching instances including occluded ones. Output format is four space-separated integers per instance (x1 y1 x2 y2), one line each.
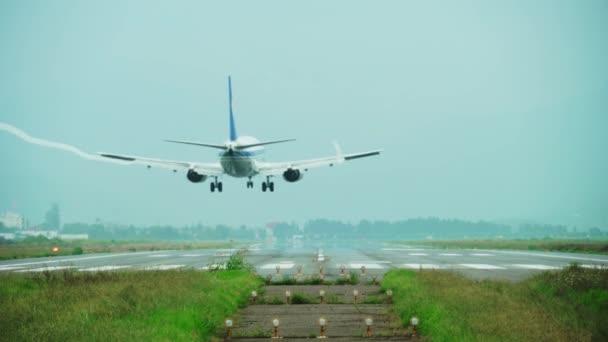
246 177 254 189
210 177 223 192
262 176 274 192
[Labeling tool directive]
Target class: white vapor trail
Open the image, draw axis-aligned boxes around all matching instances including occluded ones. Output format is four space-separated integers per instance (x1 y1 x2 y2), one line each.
0 122 126 164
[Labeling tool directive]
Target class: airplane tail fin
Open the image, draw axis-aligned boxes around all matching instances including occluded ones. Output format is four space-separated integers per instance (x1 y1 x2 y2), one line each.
228 76 238 141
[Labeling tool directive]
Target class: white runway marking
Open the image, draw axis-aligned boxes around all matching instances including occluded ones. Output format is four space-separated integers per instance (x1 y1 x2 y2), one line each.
476 250 608 263
260 263 295 269
16 265 76 272
181 254 202 257
80 266 131 272
0 265 25 271
408 253 428 256
351 261 392 264
348 263 384 269
581 264 608 269
402 263 443 269
148 254 170 258
440 253 462 256
460 264 506 270
511 264 560 270
201 264 223 270
142 264 185 270
0 251 158 268
383 248 426 251
471 253 494 257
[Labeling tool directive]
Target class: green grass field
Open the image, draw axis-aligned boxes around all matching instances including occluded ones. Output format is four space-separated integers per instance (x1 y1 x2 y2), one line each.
0 237 236 260
403 239 608 255
0 269 262 341
382 265 608 341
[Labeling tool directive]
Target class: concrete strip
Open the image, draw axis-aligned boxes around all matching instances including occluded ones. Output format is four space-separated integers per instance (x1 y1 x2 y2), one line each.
511 264 560 270
402 263 443 269
16 265 76 272
142 264 185 270
79 265 131 272
460 264 506 270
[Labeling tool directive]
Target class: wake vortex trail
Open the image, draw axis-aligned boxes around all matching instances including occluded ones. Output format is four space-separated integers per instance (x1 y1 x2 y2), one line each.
0 122 125 164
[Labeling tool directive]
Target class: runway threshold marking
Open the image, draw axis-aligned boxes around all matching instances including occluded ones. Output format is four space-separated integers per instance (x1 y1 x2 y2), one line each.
460 264 507 270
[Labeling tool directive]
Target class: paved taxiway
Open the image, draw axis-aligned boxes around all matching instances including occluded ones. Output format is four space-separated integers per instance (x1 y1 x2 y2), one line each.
1 242 606 281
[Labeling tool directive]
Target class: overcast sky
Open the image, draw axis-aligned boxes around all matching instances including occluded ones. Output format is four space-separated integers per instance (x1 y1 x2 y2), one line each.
1 0 606 228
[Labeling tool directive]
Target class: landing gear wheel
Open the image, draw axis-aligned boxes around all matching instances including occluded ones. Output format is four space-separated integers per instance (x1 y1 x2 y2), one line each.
262 182 267 192
210 182 216 192
217 182 223 192
269 182 275 192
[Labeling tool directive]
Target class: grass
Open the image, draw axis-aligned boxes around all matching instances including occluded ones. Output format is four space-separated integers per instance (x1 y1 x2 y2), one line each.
0 269 263 341
382 264 608 341
290 292 316 304
0 238 235 260
402 239 608 255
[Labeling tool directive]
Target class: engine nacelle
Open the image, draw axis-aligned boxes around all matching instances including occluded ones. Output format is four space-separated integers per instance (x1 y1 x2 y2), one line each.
187 169 207 183
283 168 304 182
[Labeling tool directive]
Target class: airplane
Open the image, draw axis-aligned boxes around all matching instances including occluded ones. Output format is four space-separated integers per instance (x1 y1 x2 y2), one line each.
99 77 382 193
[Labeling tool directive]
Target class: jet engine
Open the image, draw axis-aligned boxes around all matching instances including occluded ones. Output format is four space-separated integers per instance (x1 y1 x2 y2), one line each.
187 169 207 183
282 168 304 182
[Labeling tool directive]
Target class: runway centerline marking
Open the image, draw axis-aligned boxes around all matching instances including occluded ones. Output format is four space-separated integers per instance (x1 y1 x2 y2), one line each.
460 264 506 270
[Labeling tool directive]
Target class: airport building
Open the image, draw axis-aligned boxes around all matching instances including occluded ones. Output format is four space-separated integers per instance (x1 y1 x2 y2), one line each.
0 212 25 229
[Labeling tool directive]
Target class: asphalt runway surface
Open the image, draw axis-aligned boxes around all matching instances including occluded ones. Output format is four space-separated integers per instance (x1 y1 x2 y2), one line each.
1 242 607 281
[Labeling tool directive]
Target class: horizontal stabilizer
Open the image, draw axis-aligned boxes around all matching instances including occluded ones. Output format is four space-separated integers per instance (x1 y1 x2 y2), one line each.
163 139 227 149
238 139 296 149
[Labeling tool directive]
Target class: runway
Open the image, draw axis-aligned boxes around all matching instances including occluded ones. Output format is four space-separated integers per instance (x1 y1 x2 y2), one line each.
1 242 607 281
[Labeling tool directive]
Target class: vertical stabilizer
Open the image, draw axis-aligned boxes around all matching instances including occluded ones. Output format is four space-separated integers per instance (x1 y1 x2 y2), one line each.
228 76 238 141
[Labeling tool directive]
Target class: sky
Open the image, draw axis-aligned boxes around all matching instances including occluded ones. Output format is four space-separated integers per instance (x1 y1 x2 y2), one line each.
0 0 607 228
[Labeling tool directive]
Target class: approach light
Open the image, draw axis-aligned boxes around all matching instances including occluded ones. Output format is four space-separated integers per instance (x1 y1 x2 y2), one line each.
272 318 281 339
285 290 292 304
410 316 420 337
365 318 373 337
52 246 60 253
224 318 233 338
318 318 327 338
353 289 359 304
251 290 258 302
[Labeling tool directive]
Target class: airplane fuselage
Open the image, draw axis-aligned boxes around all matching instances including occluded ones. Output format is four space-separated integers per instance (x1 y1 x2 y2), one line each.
219 136 263 177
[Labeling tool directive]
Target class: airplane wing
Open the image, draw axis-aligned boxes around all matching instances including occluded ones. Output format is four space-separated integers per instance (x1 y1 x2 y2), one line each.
98 153 224 175
255 144 381 176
